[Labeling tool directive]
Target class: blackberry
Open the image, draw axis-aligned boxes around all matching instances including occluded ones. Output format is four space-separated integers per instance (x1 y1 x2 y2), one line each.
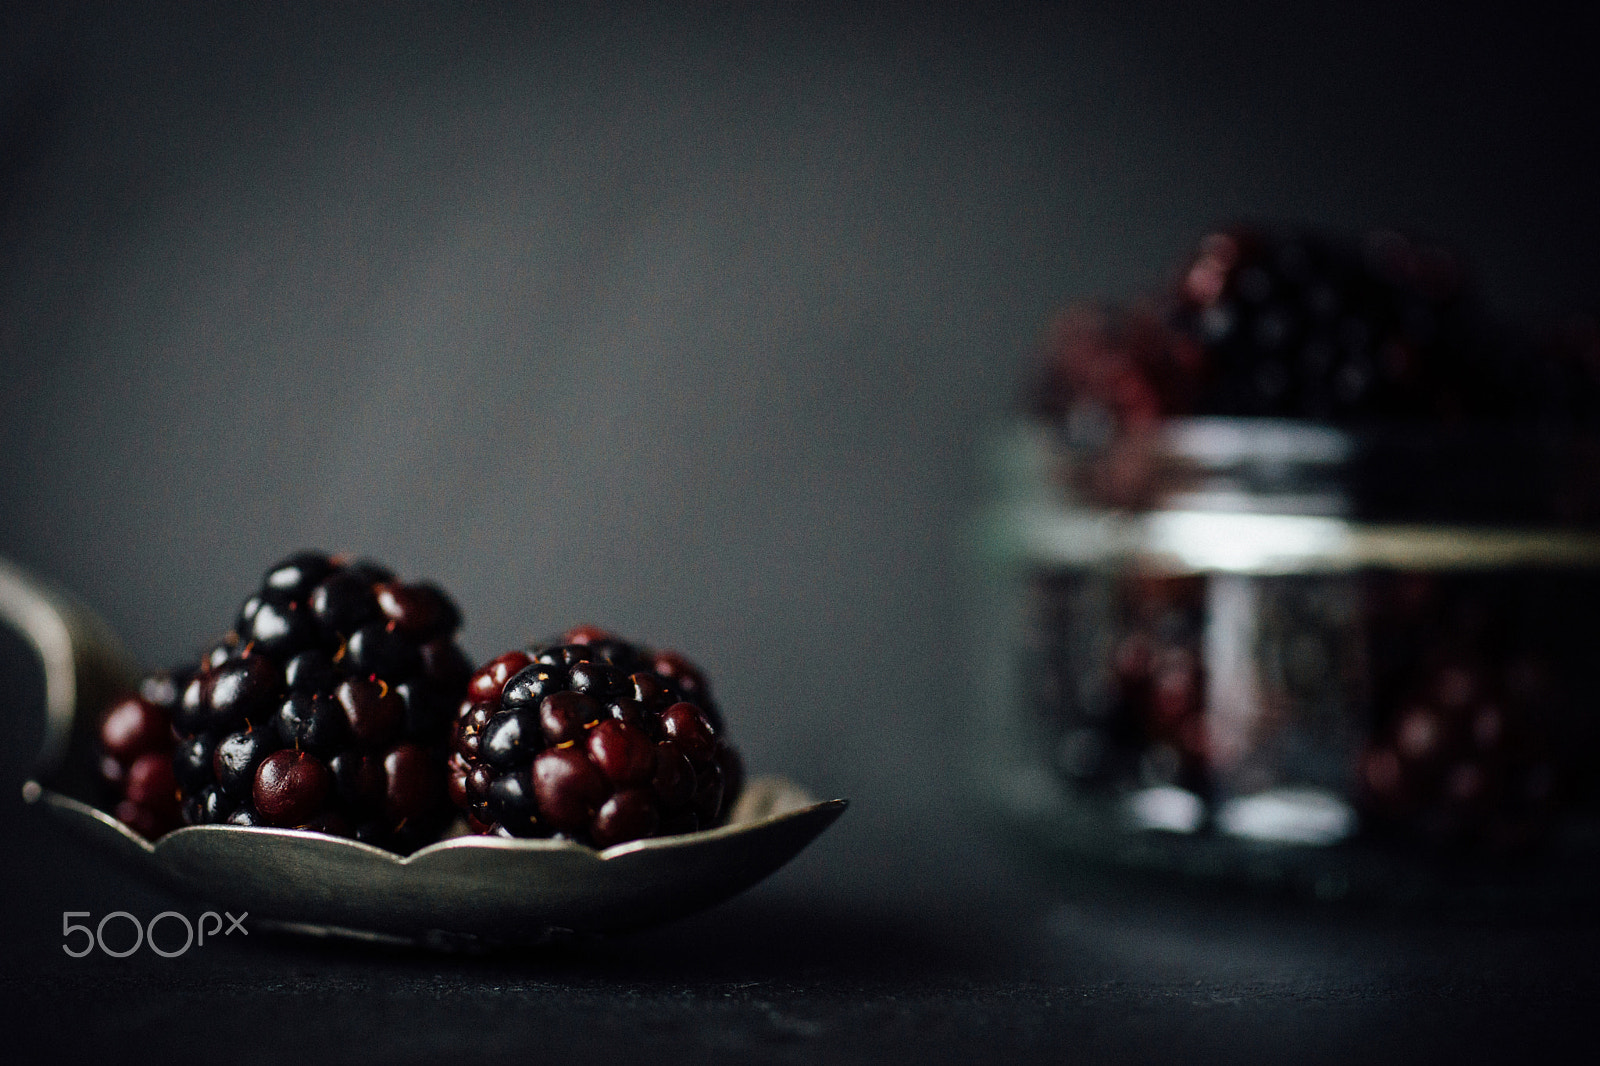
1031 226 1509 436
1029 571 1212 798
1030 302 1201 438
1359 657 1558 852
164 551 469 851
449 625 741 846
1123 579 1210 789
1168 226 1504 423
1357 576 1562 852
1024 303 1206 508
1095 576 1209 794
96 672 187 839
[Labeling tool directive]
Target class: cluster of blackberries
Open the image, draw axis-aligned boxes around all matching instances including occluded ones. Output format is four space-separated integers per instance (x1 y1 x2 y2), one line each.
449 625 742 848
1170 227 1502 421
1360 659 1557 853
1358 576 1563 852
94 554 744 853
1031 225 1589 433
1031 570 1579 853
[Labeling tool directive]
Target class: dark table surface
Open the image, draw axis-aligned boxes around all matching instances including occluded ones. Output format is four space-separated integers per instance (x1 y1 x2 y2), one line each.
7 807 1600 1064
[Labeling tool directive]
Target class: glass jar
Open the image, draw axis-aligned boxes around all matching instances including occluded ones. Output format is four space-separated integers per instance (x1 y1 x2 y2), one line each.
975 418 1600 905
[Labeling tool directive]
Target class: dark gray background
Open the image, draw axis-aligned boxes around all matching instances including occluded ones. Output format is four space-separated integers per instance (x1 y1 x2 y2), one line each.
3 4 1599 1061
5 1 1600 840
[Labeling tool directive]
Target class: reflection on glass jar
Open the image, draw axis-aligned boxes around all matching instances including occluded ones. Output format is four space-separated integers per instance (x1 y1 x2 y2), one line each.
978 420 1600 903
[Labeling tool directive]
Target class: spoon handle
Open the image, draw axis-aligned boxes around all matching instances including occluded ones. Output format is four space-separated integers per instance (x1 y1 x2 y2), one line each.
0 556 139 799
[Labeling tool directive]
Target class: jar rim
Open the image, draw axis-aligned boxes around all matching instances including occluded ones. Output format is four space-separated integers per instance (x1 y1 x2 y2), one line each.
1009 417 1600 530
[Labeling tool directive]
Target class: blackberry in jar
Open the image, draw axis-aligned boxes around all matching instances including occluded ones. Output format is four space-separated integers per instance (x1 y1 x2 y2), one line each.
1358 575 1565 852
1029 227 1512 491
1168 227 1505 423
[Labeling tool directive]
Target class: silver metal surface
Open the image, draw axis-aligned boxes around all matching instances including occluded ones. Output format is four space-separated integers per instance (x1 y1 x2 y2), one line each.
31 777 846 946
4 555 847 947
0 558 139 790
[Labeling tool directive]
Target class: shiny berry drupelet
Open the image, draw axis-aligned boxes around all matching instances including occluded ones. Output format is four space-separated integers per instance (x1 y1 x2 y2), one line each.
161 551 470 851
449 626 742 847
